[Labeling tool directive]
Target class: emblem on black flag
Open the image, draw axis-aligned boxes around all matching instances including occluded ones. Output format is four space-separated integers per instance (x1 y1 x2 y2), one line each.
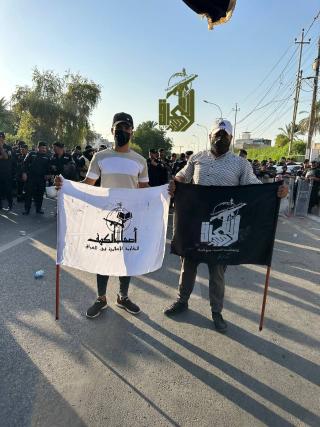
171 182 281 266
201 199 246 247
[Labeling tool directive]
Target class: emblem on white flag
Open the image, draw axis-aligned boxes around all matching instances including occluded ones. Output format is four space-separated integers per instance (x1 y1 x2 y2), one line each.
57 180 169 276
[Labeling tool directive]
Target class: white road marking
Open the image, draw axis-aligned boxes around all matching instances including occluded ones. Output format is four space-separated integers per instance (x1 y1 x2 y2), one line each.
0 223 55 254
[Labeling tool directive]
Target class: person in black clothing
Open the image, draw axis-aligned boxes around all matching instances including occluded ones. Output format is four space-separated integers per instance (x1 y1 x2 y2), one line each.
71 145 82 181
50 142 75 179
172 153 187 176
239 149 247 159
278 156 287 166
78 145 95 180
169 153 177 170
0 132 13 210
158 148 171 184
147 148 167 187
15 143 29 202
185 150 193 161
22 141 51 215
256 161 276 182
306 161 320 213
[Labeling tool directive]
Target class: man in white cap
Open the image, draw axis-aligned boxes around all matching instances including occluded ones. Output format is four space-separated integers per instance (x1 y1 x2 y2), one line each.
164 118 288 332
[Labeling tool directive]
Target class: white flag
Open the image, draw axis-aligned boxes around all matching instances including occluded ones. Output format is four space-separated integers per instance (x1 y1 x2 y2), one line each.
57 179 170 276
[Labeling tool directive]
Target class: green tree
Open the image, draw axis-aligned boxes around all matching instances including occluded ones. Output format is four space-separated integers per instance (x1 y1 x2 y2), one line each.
12 68 101 148
130 142 143 155
0 97 17 134
299 101 320 135
278 123 301 140
291 139 306 154
275 134 289 147
16 111 38 146
132 121 173 158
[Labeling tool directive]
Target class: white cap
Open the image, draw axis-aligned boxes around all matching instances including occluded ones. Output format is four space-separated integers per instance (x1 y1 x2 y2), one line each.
210 119 233 136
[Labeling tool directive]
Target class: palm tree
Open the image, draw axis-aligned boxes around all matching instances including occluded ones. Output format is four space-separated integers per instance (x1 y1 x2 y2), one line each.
298 101 320 135
278 123 301 140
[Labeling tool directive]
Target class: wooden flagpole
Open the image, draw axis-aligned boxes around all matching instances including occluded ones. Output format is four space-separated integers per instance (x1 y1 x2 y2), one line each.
55 264 60 320
259 266 271 331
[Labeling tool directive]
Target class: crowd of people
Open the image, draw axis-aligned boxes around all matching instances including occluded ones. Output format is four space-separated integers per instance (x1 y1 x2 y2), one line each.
0 131 105 214
147 149 194 187
238 149 320 212
1 129 319 216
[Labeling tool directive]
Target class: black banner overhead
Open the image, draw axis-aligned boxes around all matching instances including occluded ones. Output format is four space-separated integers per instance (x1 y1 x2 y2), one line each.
171 182 281 266
182 0 237 29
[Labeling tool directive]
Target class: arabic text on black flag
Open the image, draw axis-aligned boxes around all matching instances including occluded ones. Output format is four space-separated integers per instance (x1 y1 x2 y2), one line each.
171 182 281 266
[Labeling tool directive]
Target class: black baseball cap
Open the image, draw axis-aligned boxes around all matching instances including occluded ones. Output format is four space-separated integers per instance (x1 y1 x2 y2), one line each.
0 131 5 138
112 112 134 129
38 141 47 147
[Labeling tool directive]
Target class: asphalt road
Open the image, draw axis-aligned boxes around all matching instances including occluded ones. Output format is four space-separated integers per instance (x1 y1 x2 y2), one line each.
0 198 319 427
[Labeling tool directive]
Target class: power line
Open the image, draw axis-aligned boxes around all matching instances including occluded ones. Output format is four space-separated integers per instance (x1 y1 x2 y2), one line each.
244 82 295 131
238 10 320 126
304 9 320 35
255 104 294 138
250 88 295 134
237 49 298 125
240 45 293 105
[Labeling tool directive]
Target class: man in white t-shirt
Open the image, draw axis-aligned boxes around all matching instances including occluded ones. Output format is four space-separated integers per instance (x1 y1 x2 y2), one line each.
55 112 149 318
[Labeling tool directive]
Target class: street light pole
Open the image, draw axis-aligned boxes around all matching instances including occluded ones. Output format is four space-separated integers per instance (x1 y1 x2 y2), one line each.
232 103 240 153
203 100 223 119
196 123 209 150
192 135 200 152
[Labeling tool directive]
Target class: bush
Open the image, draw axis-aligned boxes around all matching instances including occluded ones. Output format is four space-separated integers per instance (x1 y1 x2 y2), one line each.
245 142 305 161
245 146 288 161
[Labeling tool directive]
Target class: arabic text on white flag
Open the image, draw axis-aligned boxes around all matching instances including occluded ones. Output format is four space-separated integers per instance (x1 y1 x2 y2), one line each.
57 180 170 276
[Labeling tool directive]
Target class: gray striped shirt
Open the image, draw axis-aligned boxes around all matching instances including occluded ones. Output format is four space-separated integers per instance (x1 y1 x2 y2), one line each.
176 150 261 186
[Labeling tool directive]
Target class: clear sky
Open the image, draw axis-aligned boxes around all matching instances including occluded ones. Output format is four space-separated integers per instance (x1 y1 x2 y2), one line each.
1 0 319 152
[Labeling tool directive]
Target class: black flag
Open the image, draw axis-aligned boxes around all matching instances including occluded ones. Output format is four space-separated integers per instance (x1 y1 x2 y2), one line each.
171 182 281 266
182 0 237 29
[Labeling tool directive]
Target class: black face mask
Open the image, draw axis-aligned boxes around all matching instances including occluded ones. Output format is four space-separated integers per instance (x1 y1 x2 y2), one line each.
211 134 230 156
114 129 131 147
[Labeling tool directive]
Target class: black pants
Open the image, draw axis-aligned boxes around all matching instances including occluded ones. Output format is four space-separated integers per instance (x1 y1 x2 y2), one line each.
24 178 45 212
178 257 226 313
309 185 319 211
16 179 25 201
0 175 13 209
97 274 130 297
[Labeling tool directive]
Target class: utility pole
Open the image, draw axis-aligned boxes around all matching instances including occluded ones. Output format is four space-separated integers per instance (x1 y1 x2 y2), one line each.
196 124 209 150
176 145 183 154
232 103 240 152
306 36 320 160
288 29 311 155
